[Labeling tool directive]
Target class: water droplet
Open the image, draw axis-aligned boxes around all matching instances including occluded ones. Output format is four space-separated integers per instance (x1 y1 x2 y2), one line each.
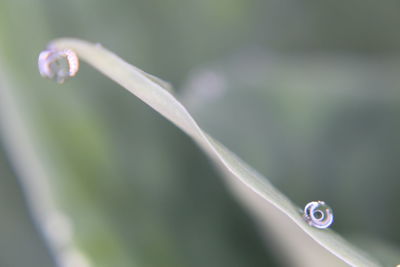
303 201 334 229
38 49 79 84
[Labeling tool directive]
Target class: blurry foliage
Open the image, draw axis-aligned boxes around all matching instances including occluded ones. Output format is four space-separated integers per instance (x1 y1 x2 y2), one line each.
185 52 400 244
0 144 56 267
0 0 400 266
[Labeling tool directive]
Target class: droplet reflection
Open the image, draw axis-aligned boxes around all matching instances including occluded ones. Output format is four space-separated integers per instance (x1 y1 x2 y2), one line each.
303 201 334 229
38 49 79 83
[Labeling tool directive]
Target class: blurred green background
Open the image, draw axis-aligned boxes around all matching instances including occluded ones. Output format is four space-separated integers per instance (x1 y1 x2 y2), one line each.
1 0 400 266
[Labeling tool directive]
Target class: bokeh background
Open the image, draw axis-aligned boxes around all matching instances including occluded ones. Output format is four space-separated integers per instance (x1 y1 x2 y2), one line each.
1 0 400 266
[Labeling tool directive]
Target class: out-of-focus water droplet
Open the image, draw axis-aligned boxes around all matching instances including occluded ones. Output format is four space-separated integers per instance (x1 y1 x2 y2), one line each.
38 49 79 84
303 201 334 229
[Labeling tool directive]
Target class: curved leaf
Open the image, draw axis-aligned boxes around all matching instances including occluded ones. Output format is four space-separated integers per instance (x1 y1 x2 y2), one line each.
44 38 382 267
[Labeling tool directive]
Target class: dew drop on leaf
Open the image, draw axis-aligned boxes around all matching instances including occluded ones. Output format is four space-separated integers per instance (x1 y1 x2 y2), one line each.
38 49 79 83
303 201 334 229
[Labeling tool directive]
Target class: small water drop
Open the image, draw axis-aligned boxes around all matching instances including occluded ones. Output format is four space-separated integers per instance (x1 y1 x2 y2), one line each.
303 201 334 229
38 49 79 84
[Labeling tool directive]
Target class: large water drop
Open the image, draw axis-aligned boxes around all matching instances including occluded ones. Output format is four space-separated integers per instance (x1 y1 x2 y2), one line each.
38 49 79 84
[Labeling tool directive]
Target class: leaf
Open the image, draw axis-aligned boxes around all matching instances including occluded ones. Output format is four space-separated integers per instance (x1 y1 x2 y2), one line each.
0 138 56 267
44 38 382 266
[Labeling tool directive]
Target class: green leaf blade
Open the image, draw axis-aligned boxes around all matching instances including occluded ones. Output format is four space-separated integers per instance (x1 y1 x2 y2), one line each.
47 38 383 267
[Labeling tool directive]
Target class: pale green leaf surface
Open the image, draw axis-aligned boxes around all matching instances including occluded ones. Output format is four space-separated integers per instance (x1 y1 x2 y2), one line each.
48 38 382 267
